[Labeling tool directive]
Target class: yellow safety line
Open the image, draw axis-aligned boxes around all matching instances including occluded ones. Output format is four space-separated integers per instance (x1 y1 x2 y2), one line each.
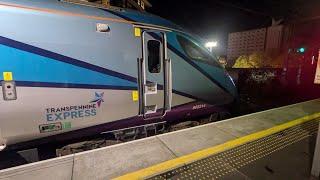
114 112 320 180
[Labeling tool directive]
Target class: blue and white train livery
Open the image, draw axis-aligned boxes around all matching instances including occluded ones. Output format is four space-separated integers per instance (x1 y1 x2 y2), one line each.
0 0 237 151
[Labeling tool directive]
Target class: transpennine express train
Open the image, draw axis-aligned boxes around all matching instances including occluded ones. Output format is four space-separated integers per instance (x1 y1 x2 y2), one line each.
0 0 237 151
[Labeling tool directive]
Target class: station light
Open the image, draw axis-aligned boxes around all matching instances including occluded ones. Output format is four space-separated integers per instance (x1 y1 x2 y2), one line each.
205 41 218 48
0 144 6 151
205 41 218 52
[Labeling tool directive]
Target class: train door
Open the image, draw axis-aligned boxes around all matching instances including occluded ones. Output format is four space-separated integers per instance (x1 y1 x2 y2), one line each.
136 26 172 119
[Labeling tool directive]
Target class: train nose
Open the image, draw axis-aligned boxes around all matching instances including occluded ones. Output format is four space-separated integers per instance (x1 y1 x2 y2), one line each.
212 66 238 99
224 72 238 98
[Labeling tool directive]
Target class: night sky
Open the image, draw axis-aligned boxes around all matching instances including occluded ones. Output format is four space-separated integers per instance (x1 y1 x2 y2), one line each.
149 0 320 55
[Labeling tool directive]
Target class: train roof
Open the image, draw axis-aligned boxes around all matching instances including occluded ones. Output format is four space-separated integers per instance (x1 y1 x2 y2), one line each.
0 0 183 31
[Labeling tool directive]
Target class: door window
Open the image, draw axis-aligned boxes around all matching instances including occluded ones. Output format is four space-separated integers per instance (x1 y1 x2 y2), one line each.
147 40 161 73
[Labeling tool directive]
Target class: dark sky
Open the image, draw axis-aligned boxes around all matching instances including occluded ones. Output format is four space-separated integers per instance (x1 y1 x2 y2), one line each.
148 0 320 55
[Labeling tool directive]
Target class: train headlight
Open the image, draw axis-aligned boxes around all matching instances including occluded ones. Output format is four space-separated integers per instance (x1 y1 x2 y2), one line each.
0 143 6 151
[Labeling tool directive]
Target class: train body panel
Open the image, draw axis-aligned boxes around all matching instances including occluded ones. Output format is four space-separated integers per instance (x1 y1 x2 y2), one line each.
0 0 237 150
0 87 194 145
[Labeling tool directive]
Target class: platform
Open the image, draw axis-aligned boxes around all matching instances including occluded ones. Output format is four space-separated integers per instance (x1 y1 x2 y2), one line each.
140 118 319 180
0 99 319 180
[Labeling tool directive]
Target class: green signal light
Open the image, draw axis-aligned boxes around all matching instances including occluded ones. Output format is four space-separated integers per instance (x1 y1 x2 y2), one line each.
297 47 305 53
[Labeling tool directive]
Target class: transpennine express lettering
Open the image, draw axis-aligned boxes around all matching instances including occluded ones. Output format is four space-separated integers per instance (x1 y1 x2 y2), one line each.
46 104 97 121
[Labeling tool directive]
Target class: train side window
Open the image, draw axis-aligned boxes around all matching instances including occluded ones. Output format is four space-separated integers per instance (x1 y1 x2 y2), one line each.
147 40 161 73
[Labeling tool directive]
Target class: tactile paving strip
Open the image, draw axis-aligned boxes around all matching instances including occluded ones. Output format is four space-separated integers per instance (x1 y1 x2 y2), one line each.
148 118 320 180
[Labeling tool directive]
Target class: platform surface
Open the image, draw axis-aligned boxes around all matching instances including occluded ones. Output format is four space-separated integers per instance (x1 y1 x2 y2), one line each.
146 118 319 180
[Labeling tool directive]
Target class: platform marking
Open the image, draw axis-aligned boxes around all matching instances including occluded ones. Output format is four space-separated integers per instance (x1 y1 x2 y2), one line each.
114 112 320 180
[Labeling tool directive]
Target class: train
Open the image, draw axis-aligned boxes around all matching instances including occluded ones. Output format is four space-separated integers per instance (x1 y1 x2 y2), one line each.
0 0 237 152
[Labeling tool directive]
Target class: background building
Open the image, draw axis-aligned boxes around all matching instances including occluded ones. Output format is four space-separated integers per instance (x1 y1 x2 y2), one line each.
227 28 266 62
227 25 284 67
